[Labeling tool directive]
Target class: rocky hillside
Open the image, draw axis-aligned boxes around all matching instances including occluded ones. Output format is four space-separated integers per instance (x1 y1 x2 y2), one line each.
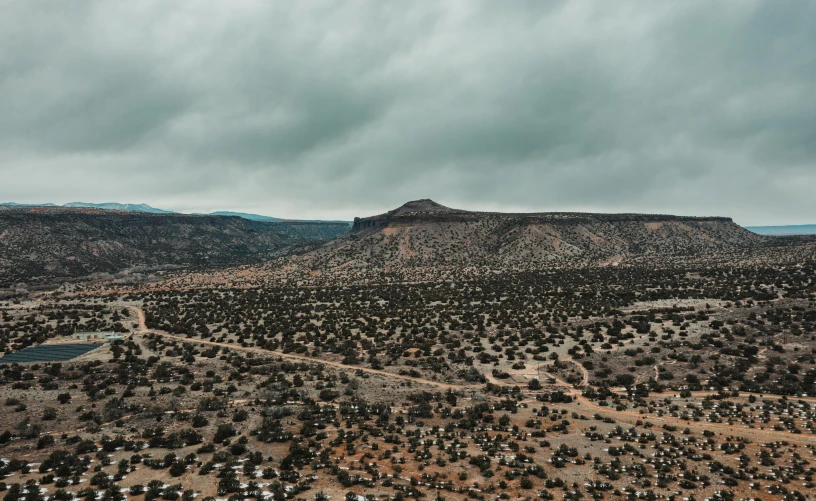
0 207 349 287
304 199 771 270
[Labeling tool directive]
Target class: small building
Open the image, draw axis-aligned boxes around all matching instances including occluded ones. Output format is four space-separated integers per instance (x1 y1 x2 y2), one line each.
71 331 125 343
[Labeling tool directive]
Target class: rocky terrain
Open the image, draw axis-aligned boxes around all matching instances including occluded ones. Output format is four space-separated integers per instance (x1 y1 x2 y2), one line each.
1 200 816 501
157 199 815 289
0 207 349 288
338 199 770 268
2 258 816 501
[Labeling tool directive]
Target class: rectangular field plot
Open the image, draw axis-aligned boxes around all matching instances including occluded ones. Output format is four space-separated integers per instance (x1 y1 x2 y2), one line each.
0 343 103 364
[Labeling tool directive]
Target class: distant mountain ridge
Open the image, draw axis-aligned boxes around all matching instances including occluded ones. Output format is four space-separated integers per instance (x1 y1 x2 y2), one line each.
0 207 350 287
0 202 57 207
1 201 174 213
206 211 350 224
63 202 175 213
746 225 816 236
1 202 349 224
208 211 282 222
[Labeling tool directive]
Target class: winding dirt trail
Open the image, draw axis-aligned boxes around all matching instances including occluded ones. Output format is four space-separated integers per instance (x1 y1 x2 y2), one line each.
126 306 470 391
125 305 816 445
570 358 590 386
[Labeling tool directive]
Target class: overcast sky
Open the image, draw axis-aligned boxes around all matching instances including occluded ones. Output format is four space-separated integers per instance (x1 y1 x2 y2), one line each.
1 1 814 225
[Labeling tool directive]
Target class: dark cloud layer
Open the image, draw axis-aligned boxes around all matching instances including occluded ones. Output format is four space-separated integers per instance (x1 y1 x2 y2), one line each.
1 1 814 224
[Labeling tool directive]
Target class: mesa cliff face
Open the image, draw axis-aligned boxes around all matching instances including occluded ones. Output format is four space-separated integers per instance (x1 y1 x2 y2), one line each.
308 199 767 270
353 199 734 231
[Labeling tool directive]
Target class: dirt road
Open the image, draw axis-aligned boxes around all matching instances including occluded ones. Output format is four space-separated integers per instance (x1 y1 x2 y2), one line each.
126 306 470 391
126 306 816 445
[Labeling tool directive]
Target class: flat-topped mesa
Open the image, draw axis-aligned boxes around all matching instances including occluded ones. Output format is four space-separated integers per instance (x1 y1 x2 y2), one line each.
289 199 782 272
518 214 734 225
351 199 733 231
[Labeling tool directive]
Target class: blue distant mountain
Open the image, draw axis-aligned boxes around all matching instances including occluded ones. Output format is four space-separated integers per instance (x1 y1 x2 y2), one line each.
63 202 175 214
209 211 351 225
2 202 351 225
2 201 172 213
209 211 282 222
0 202 57 207
746 225 816 236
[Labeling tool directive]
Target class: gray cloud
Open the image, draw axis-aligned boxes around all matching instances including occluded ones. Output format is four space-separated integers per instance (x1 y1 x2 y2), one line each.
1 0 814 224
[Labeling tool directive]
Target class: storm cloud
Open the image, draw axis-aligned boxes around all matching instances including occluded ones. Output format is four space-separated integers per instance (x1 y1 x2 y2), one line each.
1 1 814 224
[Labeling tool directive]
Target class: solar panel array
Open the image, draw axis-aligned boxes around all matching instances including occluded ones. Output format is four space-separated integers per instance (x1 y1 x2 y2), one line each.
0 343 103 364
